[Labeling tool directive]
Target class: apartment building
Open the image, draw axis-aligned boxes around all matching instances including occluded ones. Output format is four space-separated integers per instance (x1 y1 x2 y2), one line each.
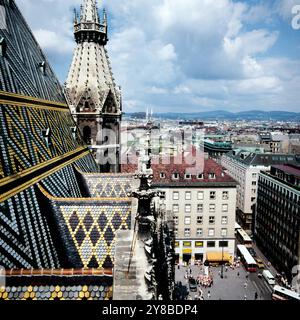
221 151 298 231
255 165 300 280
151 158 237 266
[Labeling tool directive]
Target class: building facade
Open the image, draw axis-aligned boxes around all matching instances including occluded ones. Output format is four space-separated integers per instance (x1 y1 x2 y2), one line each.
151 159 237 266
254 165 300 281
65 0 122 172
221 151 298 231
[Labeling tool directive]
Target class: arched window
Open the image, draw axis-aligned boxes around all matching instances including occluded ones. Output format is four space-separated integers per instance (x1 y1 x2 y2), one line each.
83 126 91 145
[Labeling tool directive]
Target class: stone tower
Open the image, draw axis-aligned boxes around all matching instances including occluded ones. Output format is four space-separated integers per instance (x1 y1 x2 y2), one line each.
64 0 122 172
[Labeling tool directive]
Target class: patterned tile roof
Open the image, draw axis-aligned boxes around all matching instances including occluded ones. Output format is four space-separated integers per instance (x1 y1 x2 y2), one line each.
0 2 64 102
81 171 135 198
0 269 113 300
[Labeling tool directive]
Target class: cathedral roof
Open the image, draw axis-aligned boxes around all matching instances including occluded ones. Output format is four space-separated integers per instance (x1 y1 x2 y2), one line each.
0 1 130 276
1 269 113 300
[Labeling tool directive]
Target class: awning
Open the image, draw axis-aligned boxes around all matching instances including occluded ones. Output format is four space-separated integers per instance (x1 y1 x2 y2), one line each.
206 252 231 262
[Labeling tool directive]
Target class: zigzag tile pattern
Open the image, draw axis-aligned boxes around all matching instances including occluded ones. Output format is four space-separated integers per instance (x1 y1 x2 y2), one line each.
0 1 99 269
51 200 132 269
83 174 134 198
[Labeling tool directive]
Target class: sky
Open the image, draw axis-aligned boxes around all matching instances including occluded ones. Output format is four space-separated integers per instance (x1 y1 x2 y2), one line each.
16 0 300 113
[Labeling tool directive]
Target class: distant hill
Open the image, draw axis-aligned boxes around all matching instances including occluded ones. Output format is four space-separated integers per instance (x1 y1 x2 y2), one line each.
125 110 300 121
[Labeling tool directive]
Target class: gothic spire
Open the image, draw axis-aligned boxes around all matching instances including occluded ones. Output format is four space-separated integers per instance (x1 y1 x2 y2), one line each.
81 0 100 23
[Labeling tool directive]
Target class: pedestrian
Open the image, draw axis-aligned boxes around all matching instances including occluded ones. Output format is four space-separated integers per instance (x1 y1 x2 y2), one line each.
254 292 258 300
207 291 211 299
237 271 240 277
225 266 228 272
244 282 248 289
178 264 180 270
244 295 247 300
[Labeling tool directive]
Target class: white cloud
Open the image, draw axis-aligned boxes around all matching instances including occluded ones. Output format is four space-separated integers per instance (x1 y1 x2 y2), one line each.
15 0 300 113
34 29 74 54
276 0 300 20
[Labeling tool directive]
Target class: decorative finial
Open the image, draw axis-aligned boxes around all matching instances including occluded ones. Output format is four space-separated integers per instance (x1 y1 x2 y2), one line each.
103 8 107 25
74 8 78 24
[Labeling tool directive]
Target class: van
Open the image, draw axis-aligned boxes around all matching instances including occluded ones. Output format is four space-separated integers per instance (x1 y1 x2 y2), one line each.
262 270 275 285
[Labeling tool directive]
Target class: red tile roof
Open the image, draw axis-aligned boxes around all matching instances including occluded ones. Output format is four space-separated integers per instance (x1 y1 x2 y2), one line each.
122 157 236 187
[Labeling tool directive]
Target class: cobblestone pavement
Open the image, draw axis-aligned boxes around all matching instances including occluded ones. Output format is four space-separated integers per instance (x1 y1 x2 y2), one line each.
175 263 273 300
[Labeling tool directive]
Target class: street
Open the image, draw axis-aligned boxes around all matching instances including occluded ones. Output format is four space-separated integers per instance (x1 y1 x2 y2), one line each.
175 263 273 300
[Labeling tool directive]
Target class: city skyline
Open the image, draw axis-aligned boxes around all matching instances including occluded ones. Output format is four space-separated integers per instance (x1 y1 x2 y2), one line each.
16 0 300 113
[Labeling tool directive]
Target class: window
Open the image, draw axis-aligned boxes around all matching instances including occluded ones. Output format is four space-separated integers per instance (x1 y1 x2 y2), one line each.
195 241 204 247
252 173 257 179
196 228 203 237
185 174 192 179
209 204 215 212
173 204 179 213
172 173 180 180
185 204 191 213
222 191 229 200
174 216 179 225
160 172 166 179
184 228 190 237
222 204 228 212
252 181 257 186
184 216 191 225
174 228 178 237
209 216 215 224
197 216 203 224
207 241 215 247
183 241 191 247
209 173 216 179
219 241 228 248
197 191 204 200
210 191 216 200
208 228 215 237
173 192 179 200
221 216 228 225
185 191 191 200
197 204 203 213
221 228 227 237
197 173 204 179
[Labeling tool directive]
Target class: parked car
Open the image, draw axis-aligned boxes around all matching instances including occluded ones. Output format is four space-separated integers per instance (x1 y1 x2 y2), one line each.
189 278 197 292
255 258 265 269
